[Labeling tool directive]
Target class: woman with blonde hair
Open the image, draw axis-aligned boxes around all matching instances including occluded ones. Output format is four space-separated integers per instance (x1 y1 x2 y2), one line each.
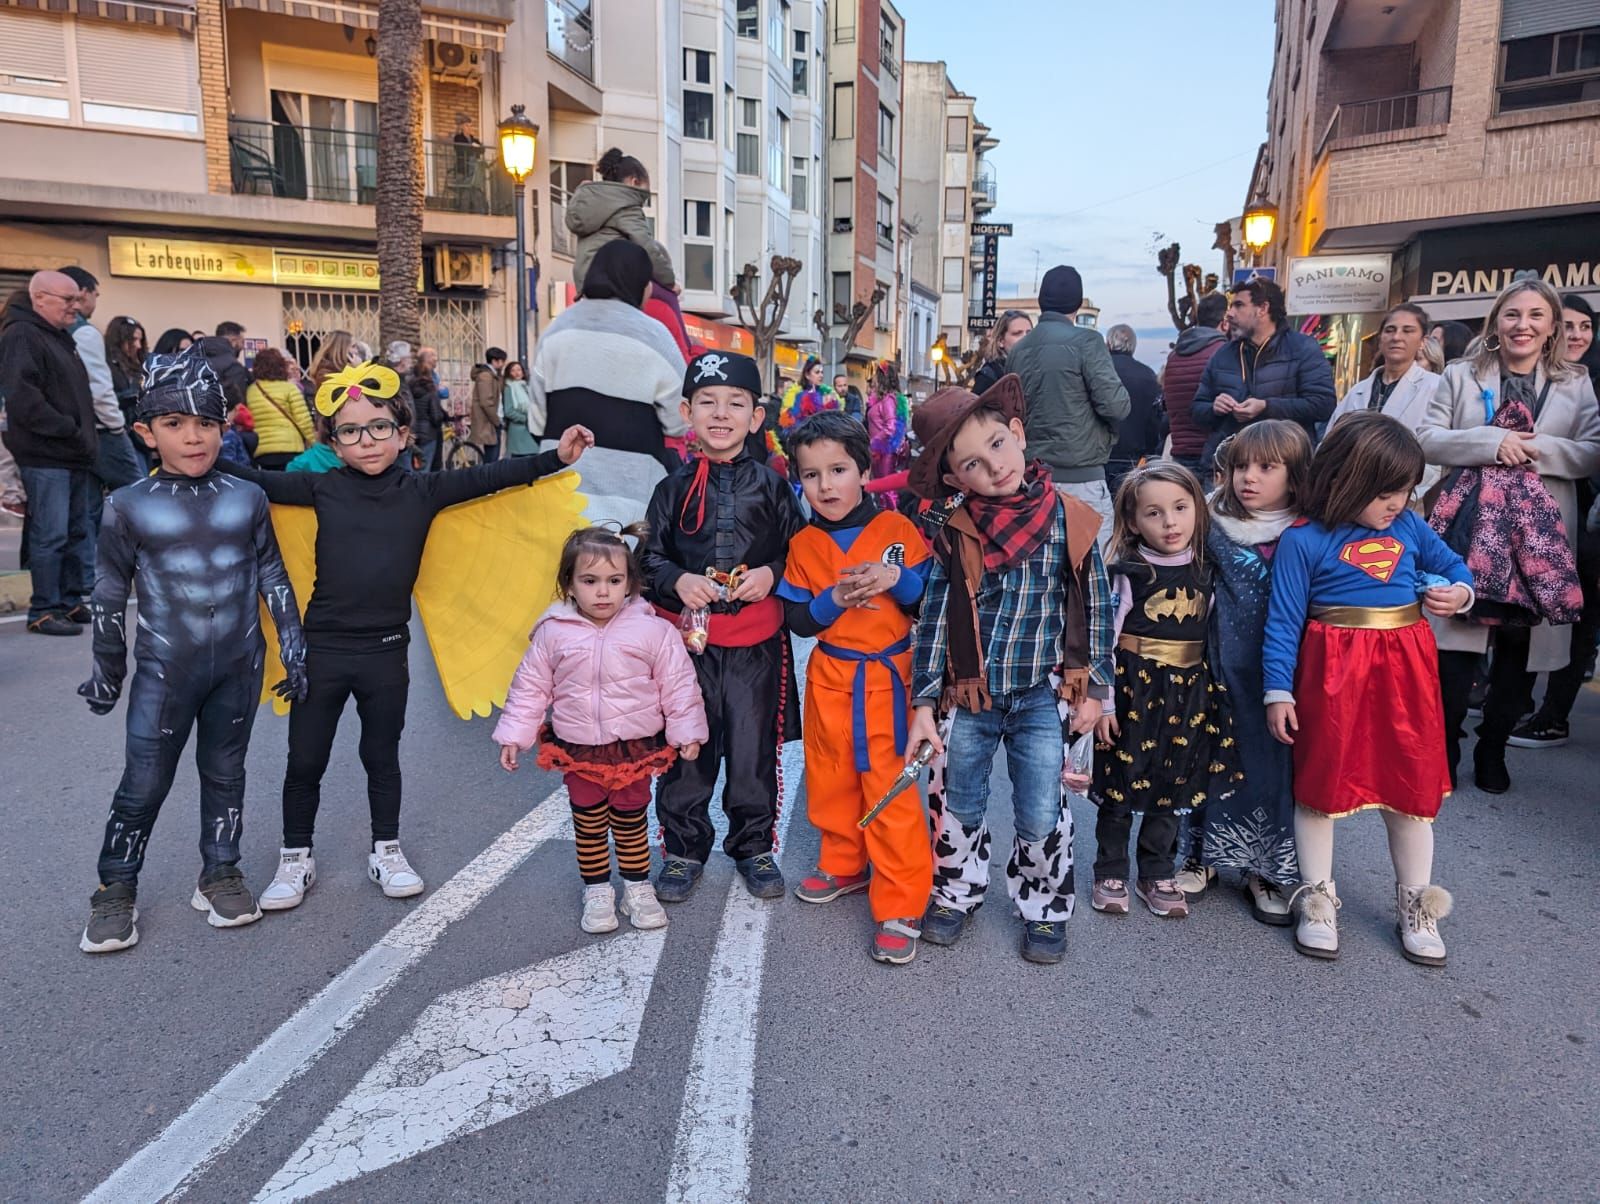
1419 278 1600 794
972 310 1033 393
309 331 356 396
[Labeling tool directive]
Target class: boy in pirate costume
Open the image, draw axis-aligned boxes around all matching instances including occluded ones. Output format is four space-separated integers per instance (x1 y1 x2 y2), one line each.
643 350 805 902
777 411 933 964
905 375 1115 965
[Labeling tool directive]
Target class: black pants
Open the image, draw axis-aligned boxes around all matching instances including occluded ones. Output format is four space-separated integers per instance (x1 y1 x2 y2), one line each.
1093 807 1181 882
1533 619 1599 724
1438 627 1533 772
97 661 262 885
283 644 409 848
655 638 782 863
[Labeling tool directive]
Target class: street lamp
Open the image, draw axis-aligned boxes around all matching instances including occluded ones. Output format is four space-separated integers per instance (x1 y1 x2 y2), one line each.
497 103 539 367
1241 199 1278 266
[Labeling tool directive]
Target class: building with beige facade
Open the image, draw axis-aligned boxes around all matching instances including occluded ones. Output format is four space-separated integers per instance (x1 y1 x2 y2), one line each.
1250 0 1600 379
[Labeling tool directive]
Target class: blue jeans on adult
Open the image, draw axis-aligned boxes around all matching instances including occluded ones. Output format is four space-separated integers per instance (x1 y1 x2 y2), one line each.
18 465 96 620
941 682 1065 843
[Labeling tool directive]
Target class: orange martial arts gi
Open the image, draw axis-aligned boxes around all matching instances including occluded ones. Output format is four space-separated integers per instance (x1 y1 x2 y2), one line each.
777 508 934 921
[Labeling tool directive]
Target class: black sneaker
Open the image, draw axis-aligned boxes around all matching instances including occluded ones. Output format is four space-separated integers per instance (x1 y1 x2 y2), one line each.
28 614 82 636
1473 745 1511 795
80 882 139 953
64 603 92 624
735 853 785 900
1507 716 1570 749
1021 919 1067 964
920 903 970 946
190 865 262 928
655 857 703 904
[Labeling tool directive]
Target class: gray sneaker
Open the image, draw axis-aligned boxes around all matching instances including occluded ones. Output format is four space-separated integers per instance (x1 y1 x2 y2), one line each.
80 882 139 953
191 866 263 928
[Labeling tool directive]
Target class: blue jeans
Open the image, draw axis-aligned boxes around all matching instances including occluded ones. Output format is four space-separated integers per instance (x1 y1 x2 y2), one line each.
941 682 1064 843
18 465 95 620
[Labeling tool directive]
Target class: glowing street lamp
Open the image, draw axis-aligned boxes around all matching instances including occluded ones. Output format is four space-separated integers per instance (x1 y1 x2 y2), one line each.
1242 200 1278 264
498 104 539 365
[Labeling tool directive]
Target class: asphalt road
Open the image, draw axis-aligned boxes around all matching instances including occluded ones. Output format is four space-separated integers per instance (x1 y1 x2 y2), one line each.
2 617 1596 1203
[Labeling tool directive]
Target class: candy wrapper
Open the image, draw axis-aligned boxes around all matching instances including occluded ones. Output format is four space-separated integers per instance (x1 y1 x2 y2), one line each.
681 606 710 654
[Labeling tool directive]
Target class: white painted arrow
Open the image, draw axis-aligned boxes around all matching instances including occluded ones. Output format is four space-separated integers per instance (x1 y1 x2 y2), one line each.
253 928 668 1203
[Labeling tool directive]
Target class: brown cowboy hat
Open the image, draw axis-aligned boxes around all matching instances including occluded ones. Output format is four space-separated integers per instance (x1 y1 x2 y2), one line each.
908 373 1026 499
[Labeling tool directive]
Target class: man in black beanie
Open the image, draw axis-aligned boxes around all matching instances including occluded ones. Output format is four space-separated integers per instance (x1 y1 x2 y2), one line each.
1002 264 1129 551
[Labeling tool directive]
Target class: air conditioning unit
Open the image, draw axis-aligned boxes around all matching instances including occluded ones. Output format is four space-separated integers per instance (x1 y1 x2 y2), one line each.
431 42 482 79
433 244 491 289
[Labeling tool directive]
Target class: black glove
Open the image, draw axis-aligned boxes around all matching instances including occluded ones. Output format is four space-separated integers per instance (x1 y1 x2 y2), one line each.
273 657 309 704
78 675 120 715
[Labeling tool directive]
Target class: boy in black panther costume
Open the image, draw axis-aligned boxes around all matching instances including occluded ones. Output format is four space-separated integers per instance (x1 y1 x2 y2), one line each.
77 346 307 954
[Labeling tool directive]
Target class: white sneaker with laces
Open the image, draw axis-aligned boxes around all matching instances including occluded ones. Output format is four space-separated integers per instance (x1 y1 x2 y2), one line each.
1290 879 1340 959
619 880 668 930
261 847 316 911
1396 882 1451 966
581 883 619 933
368 840 424 898
1174 860 1215 895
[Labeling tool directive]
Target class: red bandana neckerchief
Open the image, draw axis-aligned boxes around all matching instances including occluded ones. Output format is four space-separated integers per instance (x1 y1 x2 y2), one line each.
961 461 1057 572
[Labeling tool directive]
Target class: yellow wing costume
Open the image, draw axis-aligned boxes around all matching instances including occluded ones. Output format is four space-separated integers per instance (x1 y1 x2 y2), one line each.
259 470 587 718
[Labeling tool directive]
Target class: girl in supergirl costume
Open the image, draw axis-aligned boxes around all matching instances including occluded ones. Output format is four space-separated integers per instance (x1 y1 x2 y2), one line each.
1090 463 1243 921
1263 412 1474 966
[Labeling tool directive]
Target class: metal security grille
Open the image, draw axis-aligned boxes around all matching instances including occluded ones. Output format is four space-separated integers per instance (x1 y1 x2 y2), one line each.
280 290 486 398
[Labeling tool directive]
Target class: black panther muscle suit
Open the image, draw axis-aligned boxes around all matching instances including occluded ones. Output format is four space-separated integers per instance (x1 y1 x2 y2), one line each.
79 357 305 886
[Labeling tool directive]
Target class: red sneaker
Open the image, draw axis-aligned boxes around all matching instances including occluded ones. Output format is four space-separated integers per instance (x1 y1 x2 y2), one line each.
793 868 870 904
871 918 921 964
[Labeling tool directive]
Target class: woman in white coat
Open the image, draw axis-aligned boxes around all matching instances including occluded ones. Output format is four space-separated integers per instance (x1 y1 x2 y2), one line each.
1418 279 1600 794
1329 302 1443 500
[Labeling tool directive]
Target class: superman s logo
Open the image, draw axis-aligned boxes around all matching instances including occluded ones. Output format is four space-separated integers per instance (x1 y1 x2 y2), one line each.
1339 536 1404 583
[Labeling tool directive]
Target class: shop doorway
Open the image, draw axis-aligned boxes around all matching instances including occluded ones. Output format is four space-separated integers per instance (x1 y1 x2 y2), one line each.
281 290 487 398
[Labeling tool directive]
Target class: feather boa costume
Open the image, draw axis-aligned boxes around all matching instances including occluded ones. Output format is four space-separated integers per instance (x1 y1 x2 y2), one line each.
867 387 911 507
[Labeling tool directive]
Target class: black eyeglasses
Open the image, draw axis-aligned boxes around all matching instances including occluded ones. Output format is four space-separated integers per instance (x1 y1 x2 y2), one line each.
331 419 398 445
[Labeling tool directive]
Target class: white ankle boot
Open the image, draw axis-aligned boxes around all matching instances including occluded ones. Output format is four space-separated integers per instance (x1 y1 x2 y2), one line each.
1396 883 1452 966
1290 879 1340 959
261 847 315 911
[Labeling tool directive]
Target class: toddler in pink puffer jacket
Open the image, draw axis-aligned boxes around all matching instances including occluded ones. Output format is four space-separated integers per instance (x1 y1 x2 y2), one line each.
496 524 708 934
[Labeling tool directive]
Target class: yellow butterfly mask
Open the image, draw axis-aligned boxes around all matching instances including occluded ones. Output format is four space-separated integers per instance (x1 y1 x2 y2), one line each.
314 361 402 418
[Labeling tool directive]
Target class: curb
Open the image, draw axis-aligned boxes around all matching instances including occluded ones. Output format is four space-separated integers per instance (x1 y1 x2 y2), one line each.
0 572 28 615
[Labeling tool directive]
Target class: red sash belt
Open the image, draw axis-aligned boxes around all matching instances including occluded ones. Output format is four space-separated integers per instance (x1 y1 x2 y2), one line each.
655 595 782 647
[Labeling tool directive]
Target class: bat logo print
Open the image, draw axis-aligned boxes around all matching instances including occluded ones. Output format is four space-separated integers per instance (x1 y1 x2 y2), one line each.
693 354 730 383
1144 587 1204 622
1339 536 1405 583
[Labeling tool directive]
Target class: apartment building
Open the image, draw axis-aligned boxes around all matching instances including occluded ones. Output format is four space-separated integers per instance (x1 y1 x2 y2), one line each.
824 0 904 366
1253 0 1600 377
0 0 533 389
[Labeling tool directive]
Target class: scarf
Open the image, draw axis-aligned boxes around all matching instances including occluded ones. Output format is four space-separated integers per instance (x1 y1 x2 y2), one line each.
1211 506 1296 547
961 461 1057 572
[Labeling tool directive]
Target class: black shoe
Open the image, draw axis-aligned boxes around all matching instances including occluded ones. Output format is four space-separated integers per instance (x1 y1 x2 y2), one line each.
655 857 703 903
920 903 970 946
1021 919 1067 964
190 865 262 928
735 853 785 900
1473 746 1511 795
1506 716 1569 749
80 882 139 953
28 614 82 636
64 603 92 624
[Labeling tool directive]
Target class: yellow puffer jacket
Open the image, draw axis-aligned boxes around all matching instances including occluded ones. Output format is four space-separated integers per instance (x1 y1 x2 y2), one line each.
248 379 316 457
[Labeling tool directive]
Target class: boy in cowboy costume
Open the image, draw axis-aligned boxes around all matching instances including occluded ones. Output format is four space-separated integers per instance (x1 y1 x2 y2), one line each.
904 374 1115 964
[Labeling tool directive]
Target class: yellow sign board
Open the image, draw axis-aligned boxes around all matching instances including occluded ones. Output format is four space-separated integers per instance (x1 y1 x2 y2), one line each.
108 237 384 291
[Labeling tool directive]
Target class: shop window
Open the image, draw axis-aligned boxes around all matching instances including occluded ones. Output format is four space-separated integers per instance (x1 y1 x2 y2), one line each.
283 290 484 400
1499 26 1600 111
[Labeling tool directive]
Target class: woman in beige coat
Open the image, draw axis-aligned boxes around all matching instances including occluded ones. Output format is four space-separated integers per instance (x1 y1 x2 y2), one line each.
1418 279 1600 794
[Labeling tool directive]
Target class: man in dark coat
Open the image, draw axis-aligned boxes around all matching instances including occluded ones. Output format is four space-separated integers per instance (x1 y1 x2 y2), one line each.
1103 325 1164 495
195 322 251 412
1192 278 1335 468
1161 292 1229 476
0 271 98 634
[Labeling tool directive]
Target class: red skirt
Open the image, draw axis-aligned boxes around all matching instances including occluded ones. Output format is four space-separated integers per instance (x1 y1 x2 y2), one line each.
535 726 677 793
1291 619 1450 819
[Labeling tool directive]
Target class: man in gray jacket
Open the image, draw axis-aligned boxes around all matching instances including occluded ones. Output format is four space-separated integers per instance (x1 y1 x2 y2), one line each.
1004 265 1129 548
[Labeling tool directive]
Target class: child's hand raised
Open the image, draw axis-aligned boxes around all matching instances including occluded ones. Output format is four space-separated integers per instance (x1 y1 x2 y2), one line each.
555 424 595 465
676 573 721 609
1267 701 1298 744
499 743 529 772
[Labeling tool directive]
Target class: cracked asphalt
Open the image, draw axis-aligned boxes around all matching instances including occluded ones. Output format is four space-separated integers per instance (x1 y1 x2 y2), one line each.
3 617 1597 1202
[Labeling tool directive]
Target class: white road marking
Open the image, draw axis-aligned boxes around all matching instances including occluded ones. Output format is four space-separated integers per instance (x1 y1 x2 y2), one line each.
254 928 668 1202
83 791 575 1204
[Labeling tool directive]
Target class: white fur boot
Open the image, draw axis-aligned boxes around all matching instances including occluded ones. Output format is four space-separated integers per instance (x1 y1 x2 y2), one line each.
1289 880 1340 960
1396 883 1452 966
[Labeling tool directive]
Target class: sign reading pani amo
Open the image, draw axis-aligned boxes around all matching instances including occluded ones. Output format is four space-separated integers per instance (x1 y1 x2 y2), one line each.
1286 254 1392 313
108 237 382 291
1426 262 1600 296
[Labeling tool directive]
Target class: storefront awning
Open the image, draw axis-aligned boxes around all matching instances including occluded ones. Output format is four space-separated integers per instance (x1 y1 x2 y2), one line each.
223 0 504 50
2 0 193 31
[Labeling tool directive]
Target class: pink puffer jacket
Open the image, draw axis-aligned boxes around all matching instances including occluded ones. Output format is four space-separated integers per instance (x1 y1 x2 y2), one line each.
494 595 708 750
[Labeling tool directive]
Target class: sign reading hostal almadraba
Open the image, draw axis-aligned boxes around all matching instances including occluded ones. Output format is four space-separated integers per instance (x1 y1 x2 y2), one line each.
1287 254 1392 314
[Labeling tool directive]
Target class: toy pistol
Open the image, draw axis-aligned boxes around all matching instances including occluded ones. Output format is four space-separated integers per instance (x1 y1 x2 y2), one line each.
858 740 935 830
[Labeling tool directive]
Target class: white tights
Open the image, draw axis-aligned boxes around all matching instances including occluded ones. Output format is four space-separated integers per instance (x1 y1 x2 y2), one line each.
1293 806 1434 888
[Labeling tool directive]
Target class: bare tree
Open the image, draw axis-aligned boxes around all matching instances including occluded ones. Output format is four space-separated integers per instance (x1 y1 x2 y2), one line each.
833 281 887 360
1156 242 1186 333
731 256 803 393
376 0 425 349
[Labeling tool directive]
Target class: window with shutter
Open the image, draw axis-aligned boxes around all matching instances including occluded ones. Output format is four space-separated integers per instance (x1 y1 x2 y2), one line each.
0 11 71 120
75 21 199 132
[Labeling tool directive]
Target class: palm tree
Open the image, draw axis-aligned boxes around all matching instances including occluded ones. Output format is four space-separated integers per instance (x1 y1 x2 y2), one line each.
376 0 424 349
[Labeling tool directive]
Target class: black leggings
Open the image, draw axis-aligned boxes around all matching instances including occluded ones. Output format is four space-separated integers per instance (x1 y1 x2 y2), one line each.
282 645 409 848
1438 627 1533 772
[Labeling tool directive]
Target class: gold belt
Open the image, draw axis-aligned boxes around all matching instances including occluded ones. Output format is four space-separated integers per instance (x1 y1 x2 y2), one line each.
1117 633 1203 668
1310 603 1423 629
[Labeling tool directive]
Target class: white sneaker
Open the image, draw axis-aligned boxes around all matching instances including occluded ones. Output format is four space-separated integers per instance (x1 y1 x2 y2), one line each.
260 847 316 911
1245 872 1293 926
368 841 424 898
1396 883 1452 967
618 880 668 930
1174 860 1215 895
1289 879 1340 959
581 883 619 933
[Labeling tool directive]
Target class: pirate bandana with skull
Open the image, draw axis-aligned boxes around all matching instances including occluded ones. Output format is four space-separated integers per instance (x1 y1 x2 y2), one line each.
682 350 763 401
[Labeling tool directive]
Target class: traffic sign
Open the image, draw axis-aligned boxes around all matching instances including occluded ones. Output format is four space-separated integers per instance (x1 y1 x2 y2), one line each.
1233 267 1276 285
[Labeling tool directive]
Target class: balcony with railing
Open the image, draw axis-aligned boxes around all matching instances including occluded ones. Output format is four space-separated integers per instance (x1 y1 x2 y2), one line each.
972 165 997 213
228 119 513 216
1316 86 1452 157
547 0 594 81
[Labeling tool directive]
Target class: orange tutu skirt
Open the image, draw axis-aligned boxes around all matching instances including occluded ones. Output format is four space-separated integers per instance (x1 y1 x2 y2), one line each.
1291 619 1450 819
535 726 678 793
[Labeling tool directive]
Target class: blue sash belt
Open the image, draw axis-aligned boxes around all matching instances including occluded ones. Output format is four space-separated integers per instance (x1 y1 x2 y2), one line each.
816 635 911 772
